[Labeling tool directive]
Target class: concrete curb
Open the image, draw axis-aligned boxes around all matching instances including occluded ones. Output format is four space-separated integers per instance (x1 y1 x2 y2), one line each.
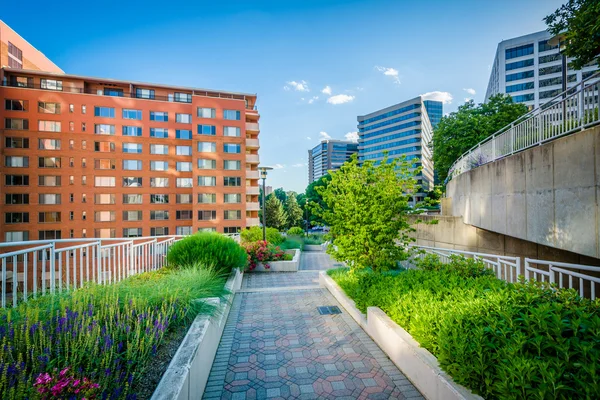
151 268 244 400
319 271 482 400
254 248 301 272
303 244 323 252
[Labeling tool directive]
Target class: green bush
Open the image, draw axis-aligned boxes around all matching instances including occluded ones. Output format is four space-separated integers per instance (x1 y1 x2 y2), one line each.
328 257 600 399
240 226 284 245
280 236 303 250
303 234 325 245
167 232 247 274
287 227 305 236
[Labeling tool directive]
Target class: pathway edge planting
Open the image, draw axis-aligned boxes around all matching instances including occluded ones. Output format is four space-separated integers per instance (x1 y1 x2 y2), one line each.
254 248 301 272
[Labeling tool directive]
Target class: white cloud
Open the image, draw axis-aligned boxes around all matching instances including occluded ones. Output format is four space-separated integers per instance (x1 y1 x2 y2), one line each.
292 163 307 168
464 97 472 103
420 91 453 105
286 80 309 92
344 131 359 143
283 86 290 91
308 96 319 104
272 164 285 169
327 94 355 105
319 131 332 139
375 66 401 84
463 88 476 96
322 85 332 95
306 136 312 140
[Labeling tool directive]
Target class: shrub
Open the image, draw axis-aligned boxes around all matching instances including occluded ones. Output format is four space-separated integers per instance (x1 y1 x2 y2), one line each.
244 240 287 270
287 227 305 236
240 226 284 245
280 236 303 250
303 234 325 245
329 257 600 399
167 232 247 274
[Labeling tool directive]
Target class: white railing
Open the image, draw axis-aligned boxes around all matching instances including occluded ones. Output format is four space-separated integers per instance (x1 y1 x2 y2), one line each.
408 245 600 300
448 71 600 181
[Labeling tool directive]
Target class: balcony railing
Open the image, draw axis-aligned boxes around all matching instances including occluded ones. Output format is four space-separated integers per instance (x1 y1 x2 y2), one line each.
246 122 260 132
448 71 600 181
246 170 260 179
246 218 260 226
246 138 260 148
246 202 260 211
246 186 260 195
246 154 260 164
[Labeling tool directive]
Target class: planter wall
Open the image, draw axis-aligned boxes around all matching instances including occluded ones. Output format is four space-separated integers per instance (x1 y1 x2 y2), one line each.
151 268 244 400
253 249 300 272
319 271 482 400
303 244 323 252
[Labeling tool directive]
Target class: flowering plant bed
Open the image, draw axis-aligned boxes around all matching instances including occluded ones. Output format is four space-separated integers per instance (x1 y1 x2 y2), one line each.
254 249 300 272
244 240 291 271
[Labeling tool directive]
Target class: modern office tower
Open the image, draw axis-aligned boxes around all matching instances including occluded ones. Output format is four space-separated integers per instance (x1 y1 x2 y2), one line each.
0 22 261 241
308 139 358 183
485 30 599 109
357 96 440 202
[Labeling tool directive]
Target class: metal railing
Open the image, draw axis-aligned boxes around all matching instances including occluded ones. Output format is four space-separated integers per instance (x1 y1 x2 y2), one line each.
408 245 600 300
448 71 600 180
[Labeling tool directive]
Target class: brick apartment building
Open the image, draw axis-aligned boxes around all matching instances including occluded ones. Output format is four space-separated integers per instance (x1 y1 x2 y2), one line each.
0 20 261 241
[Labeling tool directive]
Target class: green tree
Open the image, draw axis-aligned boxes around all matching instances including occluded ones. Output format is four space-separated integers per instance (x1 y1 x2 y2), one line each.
545 0 600 70
284 193 304 229
416 185 443 209
315 154 417 272
305 175 331 226
273 188 287 204
431 95 528 182
265 195 287 231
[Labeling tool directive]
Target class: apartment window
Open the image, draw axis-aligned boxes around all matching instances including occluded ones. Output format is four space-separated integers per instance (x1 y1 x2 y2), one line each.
82 105 87 114
122 126 142 136
123 160 142 170
506 82 535 93
70 193 74 202
5 212 29 224
123 194 143 204
40 79 63 91
69 176 75 185
176 162 193 172
198 210 217 221
123 211 143 221
39 212 61 223
505 59 534 71
82 229 87 238
198 228 216 233
123 109 142 120
176 129 192 139
224 143 241 153
82 140 87 150
123 228 143 238
150 227 169 236
176 145 192 156
224 160 241 170
505 70 534 82
197 125 216 136
5 175 29 186
505 44 534 60
6 231 29 242
136 88 155 99
150 161 168 171
197 107 216 118
4 156 29 168
176 226 193 235
5 194 29 205
94 106 115 118
7 42 23 68
95 176 116 187
95 124 116 135
224 193 242 203
82 157 88 167
198 142 216 152
95 229 116 239
176 210 193 220
538 39 558 53
198 193 217 203
150 128 169 138
82 211 87 221
39 194 61 205
38 138 61 150
94 159 116 170
150 144 169 155
38 176 61 186
82 194 87 203
5 118 29 130
82 176 87 185
123 177 142 187
69 104 74 113
69 139 74 149
5 99 28 111
173 92 192 103
95 194 116 204
104 88 123 97
176 113 192 123
39 230 62 240
540 89 562 100
198 159 216 169
224 227 241 234
95 141 116 152
150 194 169 204
198 176 216 186
224 177 242 187
512 93 535 102
539 65 562 76
539 53 562 64
69 158 74 167
70 212 74 221
94 211 115 222
150 210 169 220
82 123 86 131
5 137 29 148
151 177 169 188
38 157 60 168
224 210 242 220
122 143 142 154
176 194 193 204
176 178 193 187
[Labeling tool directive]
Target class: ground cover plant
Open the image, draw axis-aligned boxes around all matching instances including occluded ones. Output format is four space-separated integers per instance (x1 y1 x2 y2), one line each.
328 255 600 399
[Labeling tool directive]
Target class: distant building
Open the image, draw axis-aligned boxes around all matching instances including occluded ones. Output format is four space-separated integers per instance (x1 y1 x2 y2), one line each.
265 186 273 196
357 96 441 202
308 140 358 183
485 30 599 109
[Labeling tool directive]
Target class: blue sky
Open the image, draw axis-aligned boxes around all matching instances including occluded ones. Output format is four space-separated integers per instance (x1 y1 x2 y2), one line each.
3 0 563 193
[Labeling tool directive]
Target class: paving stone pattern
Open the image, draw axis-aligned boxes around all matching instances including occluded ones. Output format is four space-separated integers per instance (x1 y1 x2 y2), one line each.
299 251 342 271
241 271 320 290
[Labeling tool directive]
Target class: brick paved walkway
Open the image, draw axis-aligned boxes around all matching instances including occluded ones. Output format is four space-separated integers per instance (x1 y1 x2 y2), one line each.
203 253 423 400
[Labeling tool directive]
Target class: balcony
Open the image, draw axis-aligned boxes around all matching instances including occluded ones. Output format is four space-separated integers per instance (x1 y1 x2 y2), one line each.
246 202 260 211
246 122 259 132
246 170 260 179
246 217 260 227
246 138 260 148
246 154 260 164
246 186 260 195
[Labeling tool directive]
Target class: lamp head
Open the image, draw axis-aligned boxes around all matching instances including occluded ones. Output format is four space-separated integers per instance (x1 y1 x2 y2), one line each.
257 166 273 179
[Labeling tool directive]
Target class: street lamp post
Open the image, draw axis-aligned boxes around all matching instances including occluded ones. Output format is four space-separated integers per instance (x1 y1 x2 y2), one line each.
258 166 273 242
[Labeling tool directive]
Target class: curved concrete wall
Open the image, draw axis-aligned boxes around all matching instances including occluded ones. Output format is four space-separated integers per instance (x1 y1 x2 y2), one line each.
445 125 600 259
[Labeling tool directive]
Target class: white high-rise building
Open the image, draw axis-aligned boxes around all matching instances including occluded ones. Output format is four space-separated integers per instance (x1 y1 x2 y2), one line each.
485 30 599 109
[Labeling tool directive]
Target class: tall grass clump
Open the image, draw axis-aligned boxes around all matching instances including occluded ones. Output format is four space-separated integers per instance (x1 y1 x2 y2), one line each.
0 266 226 399
167 232 247 273
240 226 283 245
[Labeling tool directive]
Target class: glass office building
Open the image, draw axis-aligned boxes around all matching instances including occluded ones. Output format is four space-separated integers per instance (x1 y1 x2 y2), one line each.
308 140 358 183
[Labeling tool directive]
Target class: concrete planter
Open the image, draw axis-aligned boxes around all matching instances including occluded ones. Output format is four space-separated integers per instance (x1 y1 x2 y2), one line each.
151 268 244 400
319 271 482 400
303 244 323 252
253 249 300 272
